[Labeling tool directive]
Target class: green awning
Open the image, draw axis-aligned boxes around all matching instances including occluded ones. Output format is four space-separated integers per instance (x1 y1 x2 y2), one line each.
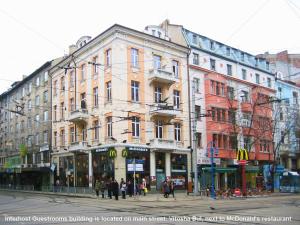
245 166 259 173
202 167 237 173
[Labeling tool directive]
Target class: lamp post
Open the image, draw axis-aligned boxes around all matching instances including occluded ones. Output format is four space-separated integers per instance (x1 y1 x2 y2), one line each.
207 141 218 199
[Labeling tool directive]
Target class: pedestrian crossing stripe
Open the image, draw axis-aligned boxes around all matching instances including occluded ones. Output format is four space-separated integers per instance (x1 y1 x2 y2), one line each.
236 148 248 160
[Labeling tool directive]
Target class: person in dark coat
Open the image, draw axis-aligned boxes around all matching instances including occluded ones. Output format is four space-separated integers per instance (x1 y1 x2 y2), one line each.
127 180 133 197
112 179 119 200
107 179 112 199
169 180 175 198
100 180 106 198
162 180 170 198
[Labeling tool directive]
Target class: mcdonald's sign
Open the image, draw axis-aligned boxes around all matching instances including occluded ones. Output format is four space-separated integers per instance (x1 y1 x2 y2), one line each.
107 148 117 159
236 148 249 161
122 148 128 158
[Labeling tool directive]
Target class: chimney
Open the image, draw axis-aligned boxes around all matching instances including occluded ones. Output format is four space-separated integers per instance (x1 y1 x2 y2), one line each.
69 45 77 55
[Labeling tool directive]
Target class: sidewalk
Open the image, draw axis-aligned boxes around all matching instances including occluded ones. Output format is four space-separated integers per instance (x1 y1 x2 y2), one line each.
0 188 296 202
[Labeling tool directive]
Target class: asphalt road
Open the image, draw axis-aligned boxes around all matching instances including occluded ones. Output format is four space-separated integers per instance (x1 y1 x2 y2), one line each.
0 191 299 225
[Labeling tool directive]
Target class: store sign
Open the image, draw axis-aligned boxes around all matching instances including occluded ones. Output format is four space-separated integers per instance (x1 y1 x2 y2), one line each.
127 147 149 152
127 159 144 172
198 157 221 165
95 148 108 153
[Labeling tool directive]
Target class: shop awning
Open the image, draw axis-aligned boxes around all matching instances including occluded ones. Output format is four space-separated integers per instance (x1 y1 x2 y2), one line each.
245 166 259 173
202 167 237 173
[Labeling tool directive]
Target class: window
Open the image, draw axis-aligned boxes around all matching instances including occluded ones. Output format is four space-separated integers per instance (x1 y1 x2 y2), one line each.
241 52 244 61
227 64 232 76
93 87 98 107
28 117 32 128
131 48 139 68
107 117 112 137
267 78 271 88
54 132 57 147
106 81 112 102
157 31 161 38
255 74 260 84
60 129 65 146
226 47 230 56
153 55 161 70
70 127 75 143
192 34 197 44
242 69 247 80
54 80 58 95
132 117 140 137
266 62 269 70
174 123 181 141
279 108 284 121
154 86 162 103
196 133 202 148
281 131 285 144
210 41 215 50
35 95 40 106
195 105 201 120
53 105 57 121
81 64 86 82
36 77 40 87
35 114 40 127
210 58 216 71
70 71 75 87
35 133 39 145
44 71 48 82
172 60 179 78
173 90 180 109
227 86 235 100
28 83 32 93
43 91 48 103
93 120 99 140
106 49 111 66
229 134 238 149
210 80 215 94
28 100 32 111
43 111 48 122
93 56 99 74
80 93 86 109
194 78 200 93
131 81 139 102
228 110 236 124
22 87 26 97
60 102 64 120
70 98 75 111
43 131 48 144
293 92 298 105
155 120 163 139
193 53 199 65
241 90 249 102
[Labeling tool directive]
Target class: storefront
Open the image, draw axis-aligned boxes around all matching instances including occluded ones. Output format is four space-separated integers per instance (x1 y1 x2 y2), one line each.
93 148 115 183
75 153 89 187
155 152 165 190
58 156 75 187
170 153 187 190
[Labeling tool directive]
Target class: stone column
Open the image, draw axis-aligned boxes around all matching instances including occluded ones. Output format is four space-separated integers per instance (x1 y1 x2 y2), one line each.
88 152 93 188
165 152 171 179
114 147 126 183
287 157 292 170
150 151 156 189
32 153 36 165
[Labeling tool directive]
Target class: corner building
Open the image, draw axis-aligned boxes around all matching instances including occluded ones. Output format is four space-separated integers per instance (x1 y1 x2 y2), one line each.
50 24 190 191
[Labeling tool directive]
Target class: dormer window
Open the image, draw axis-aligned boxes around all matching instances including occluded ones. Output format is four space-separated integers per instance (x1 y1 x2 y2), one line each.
226 47 230 56
157 31 161 38
210 41 215 50
152 30 155 36
266 62 270 70
241 53 245 62
192 35 197 44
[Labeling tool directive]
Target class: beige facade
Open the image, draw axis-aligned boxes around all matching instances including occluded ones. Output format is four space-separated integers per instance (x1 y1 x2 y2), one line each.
50 25 190 190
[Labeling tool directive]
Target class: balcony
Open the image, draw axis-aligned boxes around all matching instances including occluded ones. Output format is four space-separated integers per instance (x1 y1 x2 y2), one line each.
40 143 49 152
148 68 178 85
150 138 183 151
69 141 88 152
69 109 88 124
150 103 180 118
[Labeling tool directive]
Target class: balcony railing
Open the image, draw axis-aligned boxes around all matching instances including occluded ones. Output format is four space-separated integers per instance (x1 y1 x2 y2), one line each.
69 109 88 123
149 103 180 117
69 141 88 152
40 143 49 152
150 138 183 150
148 68 178 85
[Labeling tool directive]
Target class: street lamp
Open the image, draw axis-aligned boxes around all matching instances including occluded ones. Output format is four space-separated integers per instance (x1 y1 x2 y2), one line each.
206 141 218 199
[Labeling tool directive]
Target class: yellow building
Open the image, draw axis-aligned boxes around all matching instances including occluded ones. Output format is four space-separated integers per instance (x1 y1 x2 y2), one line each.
50 24 190 191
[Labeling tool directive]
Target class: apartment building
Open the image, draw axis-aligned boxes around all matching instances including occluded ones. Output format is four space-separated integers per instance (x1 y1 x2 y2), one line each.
159 20 276 190
50 24 190 190
0 62 53 189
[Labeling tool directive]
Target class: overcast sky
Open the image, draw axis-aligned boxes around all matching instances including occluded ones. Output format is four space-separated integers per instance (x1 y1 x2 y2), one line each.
0 0 299 93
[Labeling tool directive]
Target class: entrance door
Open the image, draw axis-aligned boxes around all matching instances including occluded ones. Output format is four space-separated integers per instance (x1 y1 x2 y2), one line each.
156 170 165 191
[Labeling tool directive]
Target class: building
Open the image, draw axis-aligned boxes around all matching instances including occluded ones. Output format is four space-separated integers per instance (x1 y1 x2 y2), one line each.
0 61 54 190
274 80 300 172
49 24 190 191
159 20 276 190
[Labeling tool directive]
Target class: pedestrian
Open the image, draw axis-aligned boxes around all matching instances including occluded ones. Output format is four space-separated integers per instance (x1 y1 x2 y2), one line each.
169 180 175 198
107 179 112 199
163 180 170 198
121 181 127 199
100 180 106 198
95 179 100 198
127 180 133 197
141 178 147 196
55 179 60 192
112 179 119 200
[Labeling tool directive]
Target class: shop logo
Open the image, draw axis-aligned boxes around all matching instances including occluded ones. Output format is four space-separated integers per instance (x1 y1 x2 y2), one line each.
107 147 117 159
236 148 248 161
122 148 128 158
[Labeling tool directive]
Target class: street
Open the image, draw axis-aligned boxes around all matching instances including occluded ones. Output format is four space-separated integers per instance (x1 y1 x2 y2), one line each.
0 191 299 225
